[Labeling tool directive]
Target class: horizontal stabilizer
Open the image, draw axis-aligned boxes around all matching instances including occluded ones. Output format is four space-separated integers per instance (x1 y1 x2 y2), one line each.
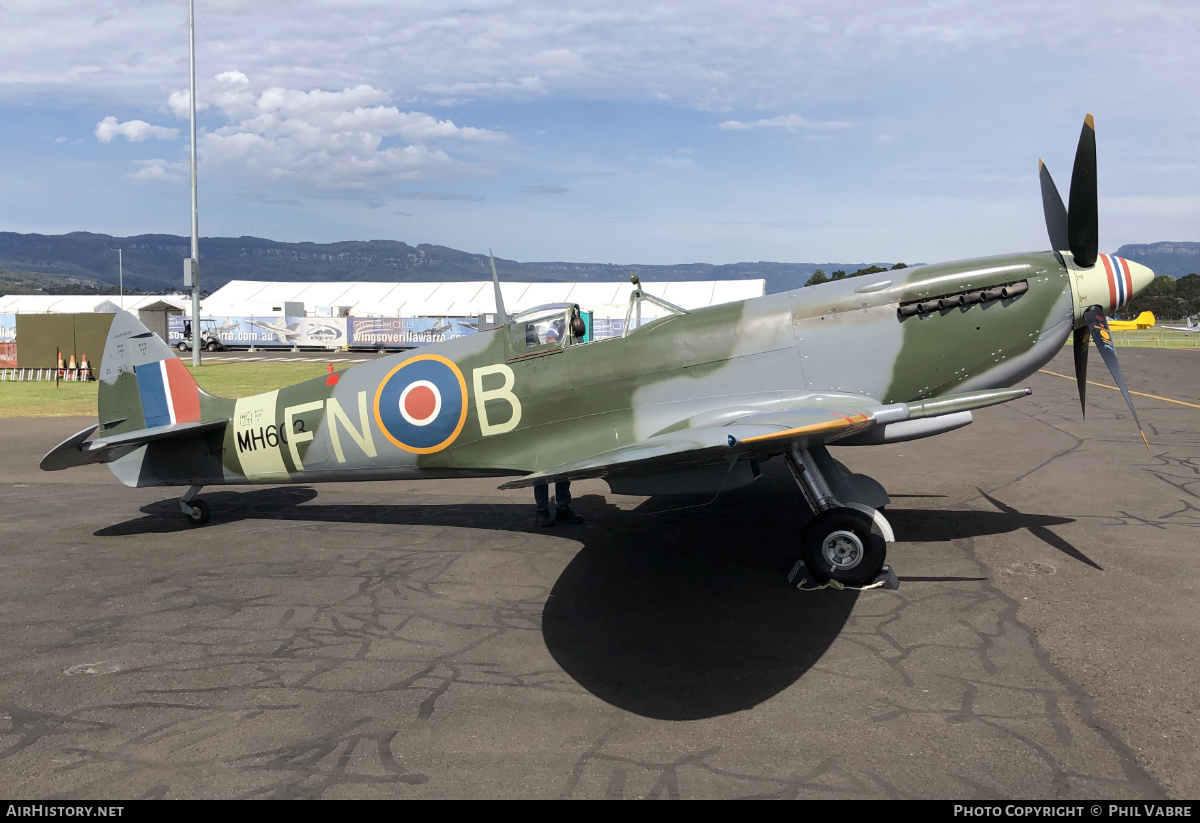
40 420 226 471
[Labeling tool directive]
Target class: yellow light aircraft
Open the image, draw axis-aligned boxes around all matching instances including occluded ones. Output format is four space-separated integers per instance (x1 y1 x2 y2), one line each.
1107 311 1154 330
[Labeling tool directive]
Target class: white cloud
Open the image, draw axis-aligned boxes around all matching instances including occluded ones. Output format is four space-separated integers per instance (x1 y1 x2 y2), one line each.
530 49 584 74
2 2 1196 263
94 116 180 143
717 114 855 132
425 75 547 105
4 2 1190 114
102 72 508 192
0 2 1195 120
127 158 181 182
167 90 209 118
214 70 250 86
184 74 507 190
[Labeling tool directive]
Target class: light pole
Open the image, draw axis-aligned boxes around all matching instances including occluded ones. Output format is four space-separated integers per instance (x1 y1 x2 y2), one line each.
188 0 201 368
115 248 123 309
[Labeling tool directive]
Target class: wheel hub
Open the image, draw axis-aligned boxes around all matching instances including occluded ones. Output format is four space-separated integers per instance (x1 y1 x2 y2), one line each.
822 529 864 571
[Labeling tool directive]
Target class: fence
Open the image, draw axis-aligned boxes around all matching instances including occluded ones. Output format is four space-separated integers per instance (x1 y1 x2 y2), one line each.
0 367 93 381
1109 329 1200 349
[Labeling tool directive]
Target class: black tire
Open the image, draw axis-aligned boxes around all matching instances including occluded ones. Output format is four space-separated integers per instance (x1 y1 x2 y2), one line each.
185 498 211 526
177 341 189 352
800 507 886 587
205 341 219 352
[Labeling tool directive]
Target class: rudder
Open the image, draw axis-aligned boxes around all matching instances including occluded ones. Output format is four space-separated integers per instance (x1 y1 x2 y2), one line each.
98 311 208 436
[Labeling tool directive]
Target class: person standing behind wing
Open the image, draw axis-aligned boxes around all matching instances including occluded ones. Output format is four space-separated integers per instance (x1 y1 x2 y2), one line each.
534 478 583 527
533 314 585 526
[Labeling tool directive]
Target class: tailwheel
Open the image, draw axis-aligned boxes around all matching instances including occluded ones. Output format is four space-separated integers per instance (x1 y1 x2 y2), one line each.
800 507 886 587
185 498 211 526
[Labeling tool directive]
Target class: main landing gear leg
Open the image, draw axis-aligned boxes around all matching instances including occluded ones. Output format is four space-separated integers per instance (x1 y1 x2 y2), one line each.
785 446 895 587
179 484 210 526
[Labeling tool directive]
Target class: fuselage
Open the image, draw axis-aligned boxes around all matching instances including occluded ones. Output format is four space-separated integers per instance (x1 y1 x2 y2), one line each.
109 250 1151 489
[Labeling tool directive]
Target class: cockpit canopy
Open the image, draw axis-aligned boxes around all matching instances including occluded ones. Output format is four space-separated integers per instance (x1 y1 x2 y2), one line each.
509 303 582 358
503 287 689 358
622 287 687 336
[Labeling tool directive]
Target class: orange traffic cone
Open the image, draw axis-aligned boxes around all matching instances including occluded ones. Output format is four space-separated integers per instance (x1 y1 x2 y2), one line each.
67 354 77 381
80 354 91 381
326 362 339 387
57 351 65 378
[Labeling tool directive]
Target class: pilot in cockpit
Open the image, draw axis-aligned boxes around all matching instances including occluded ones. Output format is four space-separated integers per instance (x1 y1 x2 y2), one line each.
542 320 564 345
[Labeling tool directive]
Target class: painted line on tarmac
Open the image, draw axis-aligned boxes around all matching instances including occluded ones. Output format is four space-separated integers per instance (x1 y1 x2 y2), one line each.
1039 369 1200 410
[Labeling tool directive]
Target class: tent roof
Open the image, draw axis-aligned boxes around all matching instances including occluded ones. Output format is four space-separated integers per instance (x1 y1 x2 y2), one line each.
0 294 189 314
201 279 765 318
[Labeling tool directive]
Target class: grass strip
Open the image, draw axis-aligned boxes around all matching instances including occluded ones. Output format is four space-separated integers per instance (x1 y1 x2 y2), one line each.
0 361 329 419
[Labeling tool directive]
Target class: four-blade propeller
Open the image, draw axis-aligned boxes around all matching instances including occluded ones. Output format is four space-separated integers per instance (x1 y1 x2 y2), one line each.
1040 114 1148 450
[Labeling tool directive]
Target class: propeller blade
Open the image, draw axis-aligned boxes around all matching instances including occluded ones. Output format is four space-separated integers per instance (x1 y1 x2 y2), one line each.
1039 160 1070 252
1068 114 1099 268
1073 325 1089 416
1083 306 1149 450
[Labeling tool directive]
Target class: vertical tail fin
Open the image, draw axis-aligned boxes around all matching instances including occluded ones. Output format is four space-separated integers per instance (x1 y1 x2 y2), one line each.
97 311 208 436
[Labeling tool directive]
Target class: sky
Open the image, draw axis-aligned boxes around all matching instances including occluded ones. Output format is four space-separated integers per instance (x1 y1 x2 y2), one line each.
0 0 1196 266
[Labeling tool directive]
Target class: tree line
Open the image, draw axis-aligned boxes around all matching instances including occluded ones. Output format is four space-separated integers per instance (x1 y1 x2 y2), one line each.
804 263 908 286
1120 273 1200 321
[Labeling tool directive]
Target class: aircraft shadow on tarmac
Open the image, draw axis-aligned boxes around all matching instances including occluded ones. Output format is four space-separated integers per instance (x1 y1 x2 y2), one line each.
92 471 1082 721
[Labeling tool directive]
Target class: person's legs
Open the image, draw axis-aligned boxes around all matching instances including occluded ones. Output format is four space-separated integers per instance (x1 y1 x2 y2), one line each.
534 484 553 527
553 480 571 510
554 480 583 523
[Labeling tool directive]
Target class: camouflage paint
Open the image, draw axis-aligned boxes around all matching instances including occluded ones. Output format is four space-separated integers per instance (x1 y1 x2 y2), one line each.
86 249 1151 490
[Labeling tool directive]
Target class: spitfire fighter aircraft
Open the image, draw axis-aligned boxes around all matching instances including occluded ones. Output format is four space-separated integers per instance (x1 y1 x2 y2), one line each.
43 116 1154 585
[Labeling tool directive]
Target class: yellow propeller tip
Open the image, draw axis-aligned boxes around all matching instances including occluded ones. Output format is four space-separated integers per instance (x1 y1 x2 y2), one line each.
1140 431 1150 451
1084 113 1095 129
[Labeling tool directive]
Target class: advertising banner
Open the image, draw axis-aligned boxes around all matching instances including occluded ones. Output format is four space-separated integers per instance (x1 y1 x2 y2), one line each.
590 318 625 340
169 316 349 348
161 313 624 350
0 314 15 367
349 317 476 348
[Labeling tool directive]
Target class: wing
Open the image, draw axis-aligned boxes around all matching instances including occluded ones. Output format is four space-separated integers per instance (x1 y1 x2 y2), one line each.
499 386 1031 489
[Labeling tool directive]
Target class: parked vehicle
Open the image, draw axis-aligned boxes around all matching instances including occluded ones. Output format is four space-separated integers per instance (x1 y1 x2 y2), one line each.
176 319 227 352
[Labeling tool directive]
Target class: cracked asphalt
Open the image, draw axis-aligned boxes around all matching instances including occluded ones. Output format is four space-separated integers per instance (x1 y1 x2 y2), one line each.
1 346 1197 799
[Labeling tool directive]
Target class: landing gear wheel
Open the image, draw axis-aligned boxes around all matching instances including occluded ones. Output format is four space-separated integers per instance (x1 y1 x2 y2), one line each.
800 507 886 586
185 498 211 526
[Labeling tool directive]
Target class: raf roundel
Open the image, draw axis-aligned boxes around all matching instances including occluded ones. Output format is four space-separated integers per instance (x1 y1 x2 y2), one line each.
373 354 468 453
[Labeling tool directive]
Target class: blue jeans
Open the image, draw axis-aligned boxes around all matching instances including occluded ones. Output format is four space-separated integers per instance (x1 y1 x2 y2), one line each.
534 481 571 512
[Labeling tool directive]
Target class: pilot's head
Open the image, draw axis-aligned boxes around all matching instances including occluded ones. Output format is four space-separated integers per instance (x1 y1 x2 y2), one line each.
545 325 562 343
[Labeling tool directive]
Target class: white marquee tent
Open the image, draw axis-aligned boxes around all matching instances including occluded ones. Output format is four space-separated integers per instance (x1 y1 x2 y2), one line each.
0 294 189 314
200 279 767 320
